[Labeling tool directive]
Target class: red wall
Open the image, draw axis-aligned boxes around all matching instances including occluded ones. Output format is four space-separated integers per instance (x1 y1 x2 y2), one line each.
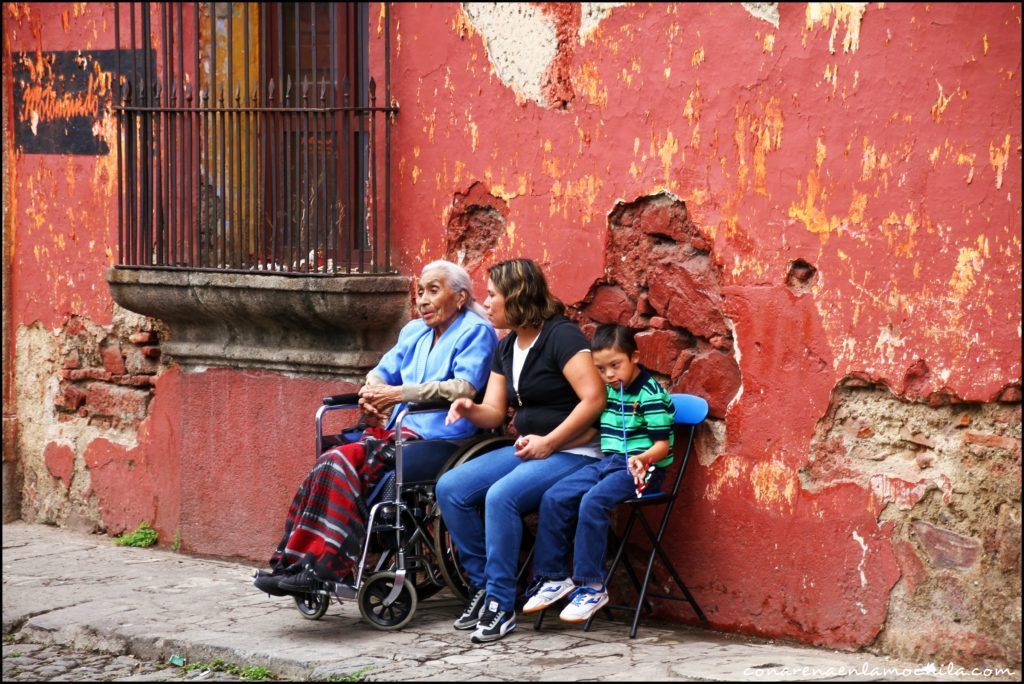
4 2 1021 665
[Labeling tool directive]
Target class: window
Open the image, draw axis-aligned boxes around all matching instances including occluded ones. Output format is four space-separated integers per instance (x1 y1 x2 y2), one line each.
113 2 395 274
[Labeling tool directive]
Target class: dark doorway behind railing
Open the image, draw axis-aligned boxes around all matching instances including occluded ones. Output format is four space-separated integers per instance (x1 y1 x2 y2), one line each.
113 2 396 275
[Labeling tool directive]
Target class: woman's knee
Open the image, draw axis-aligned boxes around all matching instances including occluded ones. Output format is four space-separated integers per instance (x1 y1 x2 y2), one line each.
435 469 459 507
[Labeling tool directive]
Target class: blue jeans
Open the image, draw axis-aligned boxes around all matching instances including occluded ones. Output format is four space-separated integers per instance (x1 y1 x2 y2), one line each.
533 453 666 585
435 446 594 611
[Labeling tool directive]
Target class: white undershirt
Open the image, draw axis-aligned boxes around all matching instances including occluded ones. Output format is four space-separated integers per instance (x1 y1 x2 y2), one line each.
513 335 601 459
511 334 538 392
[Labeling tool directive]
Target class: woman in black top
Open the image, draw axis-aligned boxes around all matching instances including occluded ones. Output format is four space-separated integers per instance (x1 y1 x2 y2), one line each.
435 258 606 643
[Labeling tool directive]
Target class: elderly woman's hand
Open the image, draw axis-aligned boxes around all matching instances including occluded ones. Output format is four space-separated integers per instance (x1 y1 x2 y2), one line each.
358 384 403 423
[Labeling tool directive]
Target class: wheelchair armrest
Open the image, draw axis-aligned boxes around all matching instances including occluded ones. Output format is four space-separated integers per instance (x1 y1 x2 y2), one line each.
323 393 361 406
405 399 452 413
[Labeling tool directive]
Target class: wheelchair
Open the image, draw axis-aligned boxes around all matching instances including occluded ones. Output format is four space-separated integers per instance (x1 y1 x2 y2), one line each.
288 392 513 630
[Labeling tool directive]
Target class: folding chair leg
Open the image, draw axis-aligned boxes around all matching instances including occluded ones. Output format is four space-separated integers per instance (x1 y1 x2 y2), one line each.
533 608 546 630
629 543 662 639
652 535 709 625
619 548 655 614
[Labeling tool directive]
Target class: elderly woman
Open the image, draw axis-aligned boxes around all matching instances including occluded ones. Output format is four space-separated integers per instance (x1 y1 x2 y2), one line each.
436 258 606 643
254 260 497 597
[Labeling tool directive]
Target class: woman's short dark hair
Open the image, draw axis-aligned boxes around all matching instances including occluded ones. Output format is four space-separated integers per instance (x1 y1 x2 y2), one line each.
487 258 562 328
591 324 637 355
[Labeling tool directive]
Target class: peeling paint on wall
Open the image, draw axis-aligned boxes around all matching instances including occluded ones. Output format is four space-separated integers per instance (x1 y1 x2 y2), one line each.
459 3 559 107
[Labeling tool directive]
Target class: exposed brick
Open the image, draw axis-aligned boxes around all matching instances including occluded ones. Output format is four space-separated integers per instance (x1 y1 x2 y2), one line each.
62 349 81 369
997 385 1022 403
647 261 727 338
638 199 689 242
112 374 155 388
583 285 634 325
125 346 159 374
636 291 655 315
43 442 75 486
55 384 87 412
891 539 927 594
672 350 741 419
709 334 733 352
83 382 151 423
647 316 669 330
141 345 162 360
962 431 1020 452
899 426 935 449
64 368 113 382
636 329 691 376
101 344 127 375
912 521 982 569
129 331 157 345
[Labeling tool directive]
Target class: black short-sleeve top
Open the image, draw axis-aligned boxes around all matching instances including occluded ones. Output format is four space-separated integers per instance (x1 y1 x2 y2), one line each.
490 314 590 436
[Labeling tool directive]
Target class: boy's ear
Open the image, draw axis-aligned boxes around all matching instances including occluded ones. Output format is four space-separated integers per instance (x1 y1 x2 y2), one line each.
631 349 641 364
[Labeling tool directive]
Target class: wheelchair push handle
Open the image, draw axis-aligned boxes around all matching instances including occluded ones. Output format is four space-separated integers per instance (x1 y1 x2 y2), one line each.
323 393 361 406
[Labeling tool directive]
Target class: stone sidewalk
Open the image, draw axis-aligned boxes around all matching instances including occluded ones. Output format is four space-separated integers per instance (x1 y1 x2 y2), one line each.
2 522 1017 681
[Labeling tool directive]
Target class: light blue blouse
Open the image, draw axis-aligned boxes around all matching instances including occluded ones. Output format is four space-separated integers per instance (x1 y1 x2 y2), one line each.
370 309 497 440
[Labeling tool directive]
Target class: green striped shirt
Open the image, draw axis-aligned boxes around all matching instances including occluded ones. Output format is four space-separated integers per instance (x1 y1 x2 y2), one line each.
599 367 674 468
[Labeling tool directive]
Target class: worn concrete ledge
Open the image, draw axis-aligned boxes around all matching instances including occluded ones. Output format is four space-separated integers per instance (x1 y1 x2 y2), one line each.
106 268 411 380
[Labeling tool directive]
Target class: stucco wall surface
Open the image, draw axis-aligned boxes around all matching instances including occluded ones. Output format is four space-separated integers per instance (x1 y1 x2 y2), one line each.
3 1 1021 669
381 1 1022 666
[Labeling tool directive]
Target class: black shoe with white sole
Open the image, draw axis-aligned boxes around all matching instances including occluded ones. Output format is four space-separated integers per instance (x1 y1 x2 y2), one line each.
470 597 516 643
454 588 487 630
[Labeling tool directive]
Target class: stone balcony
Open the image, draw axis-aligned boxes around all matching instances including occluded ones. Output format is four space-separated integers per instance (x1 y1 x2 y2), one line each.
106 268 411 380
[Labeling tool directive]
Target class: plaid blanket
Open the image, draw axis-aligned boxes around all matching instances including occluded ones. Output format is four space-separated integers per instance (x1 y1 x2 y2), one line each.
269 426 414 582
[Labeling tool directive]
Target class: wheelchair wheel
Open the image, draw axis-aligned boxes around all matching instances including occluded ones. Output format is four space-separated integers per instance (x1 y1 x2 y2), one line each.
293 592 330 620
432 435 515 602
368 508 447 602
357 571 418 630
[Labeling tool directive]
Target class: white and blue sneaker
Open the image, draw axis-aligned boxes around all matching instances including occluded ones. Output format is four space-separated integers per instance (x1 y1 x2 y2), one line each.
558 586 609 623
522 577 576 613
470 597 517 643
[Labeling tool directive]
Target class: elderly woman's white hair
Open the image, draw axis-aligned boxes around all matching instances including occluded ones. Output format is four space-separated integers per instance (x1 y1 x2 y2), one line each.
421 260 490 321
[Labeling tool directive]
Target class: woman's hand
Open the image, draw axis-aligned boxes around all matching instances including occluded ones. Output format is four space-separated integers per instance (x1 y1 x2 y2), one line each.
514 434 554 460
445 397 475 425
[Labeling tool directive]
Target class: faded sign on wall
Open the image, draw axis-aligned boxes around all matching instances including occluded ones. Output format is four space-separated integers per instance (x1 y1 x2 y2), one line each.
13 49 148 155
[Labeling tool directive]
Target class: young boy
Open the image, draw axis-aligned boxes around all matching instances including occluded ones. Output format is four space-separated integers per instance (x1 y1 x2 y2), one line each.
523 324 675 622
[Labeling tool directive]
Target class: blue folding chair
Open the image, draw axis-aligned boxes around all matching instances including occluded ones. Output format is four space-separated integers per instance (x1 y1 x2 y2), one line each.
584 392 710 638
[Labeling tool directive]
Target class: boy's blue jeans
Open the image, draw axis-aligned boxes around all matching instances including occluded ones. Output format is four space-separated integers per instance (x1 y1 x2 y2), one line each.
533 453 666 585
435 445 593 612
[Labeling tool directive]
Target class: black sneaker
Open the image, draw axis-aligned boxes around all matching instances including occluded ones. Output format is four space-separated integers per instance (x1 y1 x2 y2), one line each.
453 588 487 630
278 569 319 594
470 597 517 643
252 570 288 597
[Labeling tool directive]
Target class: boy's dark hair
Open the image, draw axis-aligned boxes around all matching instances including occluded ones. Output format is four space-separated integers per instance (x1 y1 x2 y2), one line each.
591 324 637 355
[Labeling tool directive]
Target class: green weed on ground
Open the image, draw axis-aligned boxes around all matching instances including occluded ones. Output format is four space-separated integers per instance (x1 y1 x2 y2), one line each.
178 658 274 681
113 522 158 548
325 666 375 682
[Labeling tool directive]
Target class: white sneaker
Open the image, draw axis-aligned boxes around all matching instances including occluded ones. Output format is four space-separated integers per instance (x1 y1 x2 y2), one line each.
522 578 576 613
558 586 609 623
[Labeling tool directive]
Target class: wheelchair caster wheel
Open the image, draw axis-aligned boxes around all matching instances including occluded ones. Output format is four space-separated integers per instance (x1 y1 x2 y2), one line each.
293 591 330 620
357 571 418 631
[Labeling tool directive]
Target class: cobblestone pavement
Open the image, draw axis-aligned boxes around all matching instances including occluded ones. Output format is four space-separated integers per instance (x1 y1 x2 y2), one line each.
3 523 1019 682
2 639 247 682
